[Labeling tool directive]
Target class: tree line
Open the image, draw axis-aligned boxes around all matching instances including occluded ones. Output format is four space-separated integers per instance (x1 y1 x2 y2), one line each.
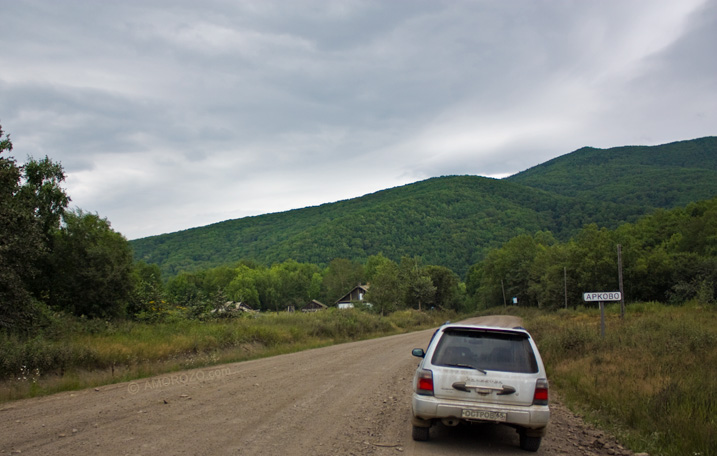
149 255 463 319
160 196 716 319
466 198 717 308
75 198 717 319
2 124 715 336
1 124 465 330
1 125 134 333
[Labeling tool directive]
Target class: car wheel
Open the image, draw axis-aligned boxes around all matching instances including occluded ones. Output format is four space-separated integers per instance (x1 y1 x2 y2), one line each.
412 425 430 441
519 433 541 452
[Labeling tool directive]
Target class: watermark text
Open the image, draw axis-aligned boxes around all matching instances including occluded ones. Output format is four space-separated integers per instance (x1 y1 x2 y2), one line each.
128 367 232 394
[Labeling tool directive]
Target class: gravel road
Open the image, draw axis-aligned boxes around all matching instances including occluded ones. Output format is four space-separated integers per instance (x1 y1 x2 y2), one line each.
0 317 639 456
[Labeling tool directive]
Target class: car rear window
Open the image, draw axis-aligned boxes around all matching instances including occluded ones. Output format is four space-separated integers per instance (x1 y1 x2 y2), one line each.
431 328 539 373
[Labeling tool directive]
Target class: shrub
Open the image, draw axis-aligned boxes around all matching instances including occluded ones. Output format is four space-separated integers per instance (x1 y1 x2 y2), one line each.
524 303 716 456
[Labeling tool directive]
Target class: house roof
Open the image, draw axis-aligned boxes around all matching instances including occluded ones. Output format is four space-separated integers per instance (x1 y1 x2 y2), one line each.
336 284 370 304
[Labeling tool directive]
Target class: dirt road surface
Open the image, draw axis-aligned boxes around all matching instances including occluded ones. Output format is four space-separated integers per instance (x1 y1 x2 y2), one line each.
1 316 638 455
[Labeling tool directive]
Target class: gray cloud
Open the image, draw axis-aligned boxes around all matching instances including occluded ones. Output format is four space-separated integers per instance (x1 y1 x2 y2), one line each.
1 0 715 239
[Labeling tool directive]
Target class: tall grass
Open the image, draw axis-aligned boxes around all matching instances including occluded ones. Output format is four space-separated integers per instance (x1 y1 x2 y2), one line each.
524 302 716 456
0 309 452 402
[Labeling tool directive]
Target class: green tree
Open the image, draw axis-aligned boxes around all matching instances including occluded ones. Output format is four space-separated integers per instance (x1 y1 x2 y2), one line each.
0 126 44 330
473 235 538 308
166 273 204 308
409 275 436 311
226 264 261 309
567 225 619 296
271 260 321 310
364 259 400 315
0 127 69 331
48 210 134 318
467 232 558 309
20 156 71 302
203 265 237 292
127 261 166 318
364 253 393 283
322 258 364 302
254 269 280 311
425 265 462 311
528 242 571 309
615 199 717 304
465 263 482 298
18 156 70 236
399 257 436 311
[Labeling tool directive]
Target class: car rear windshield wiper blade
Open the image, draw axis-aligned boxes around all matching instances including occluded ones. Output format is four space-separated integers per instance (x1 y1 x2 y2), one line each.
442 363 487 374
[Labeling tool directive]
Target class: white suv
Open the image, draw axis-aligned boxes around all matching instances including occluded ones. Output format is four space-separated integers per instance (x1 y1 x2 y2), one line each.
411 322 550 451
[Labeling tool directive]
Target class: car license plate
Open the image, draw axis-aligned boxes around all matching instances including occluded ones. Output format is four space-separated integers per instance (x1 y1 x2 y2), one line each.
461 409 507 422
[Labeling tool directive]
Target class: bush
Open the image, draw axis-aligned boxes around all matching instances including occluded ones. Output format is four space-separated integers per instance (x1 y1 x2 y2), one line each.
524 303 716 456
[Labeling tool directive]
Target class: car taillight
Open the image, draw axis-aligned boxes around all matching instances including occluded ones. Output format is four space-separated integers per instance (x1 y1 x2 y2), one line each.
416 369 434 396
533 378 549 405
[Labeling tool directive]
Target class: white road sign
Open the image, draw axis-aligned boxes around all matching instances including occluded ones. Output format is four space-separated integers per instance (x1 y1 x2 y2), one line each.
583 292 622 302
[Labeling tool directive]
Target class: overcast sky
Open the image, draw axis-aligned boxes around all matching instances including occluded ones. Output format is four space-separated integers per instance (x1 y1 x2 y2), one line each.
2 0 715 240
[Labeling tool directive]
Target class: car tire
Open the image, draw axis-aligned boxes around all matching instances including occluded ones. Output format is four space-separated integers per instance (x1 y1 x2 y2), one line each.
519 433 541 452
412 425 430 441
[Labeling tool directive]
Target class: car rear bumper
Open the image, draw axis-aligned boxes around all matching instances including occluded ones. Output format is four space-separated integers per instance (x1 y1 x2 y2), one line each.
412 393 550 431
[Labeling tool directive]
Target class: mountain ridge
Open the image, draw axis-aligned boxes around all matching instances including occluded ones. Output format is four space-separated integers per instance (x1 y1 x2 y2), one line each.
131 136 717 277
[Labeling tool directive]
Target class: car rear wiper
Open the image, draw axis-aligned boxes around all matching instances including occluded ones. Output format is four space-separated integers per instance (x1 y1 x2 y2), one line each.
442 363 487 374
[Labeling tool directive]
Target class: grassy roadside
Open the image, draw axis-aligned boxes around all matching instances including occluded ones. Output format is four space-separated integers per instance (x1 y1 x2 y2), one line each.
3 304 714 455
518 302 716 456
0 309 455 403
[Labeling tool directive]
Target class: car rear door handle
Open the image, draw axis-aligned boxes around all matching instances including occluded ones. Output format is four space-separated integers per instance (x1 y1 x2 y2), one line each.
452 382 516 395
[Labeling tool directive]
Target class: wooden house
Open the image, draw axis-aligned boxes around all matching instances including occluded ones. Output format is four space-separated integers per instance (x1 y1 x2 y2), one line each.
302 300 327 312
336 284 370 309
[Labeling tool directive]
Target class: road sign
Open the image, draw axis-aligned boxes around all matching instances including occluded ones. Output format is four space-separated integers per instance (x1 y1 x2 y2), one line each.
583 292 622 302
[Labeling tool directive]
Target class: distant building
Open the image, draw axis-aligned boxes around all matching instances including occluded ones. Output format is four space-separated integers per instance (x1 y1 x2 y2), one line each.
302 300 327 312
336 284 370 309
210 301 256 315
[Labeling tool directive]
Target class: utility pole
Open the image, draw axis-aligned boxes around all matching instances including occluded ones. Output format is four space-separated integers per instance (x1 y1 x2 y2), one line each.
617 244 625 318
564 266 568 309
501 280 507 307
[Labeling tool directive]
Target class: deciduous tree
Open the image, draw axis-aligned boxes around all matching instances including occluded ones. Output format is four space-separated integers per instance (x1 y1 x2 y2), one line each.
48 210 134 318
0 126 68 331
0 126 42 330
364 260 400 315
322 258 364 302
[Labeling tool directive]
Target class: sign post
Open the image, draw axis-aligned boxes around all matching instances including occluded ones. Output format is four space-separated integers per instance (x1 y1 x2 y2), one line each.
617 244 625 318
583 292 622 338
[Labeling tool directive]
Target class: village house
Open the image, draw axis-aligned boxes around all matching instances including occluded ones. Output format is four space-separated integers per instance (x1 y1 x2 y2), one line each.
336 284 370 309
302 299 327 312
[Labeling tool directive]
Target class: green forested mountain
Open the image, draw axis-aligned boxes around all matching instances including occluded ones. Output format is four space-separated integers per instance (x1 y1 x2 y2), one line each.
507 137 717 207
131 137 717 278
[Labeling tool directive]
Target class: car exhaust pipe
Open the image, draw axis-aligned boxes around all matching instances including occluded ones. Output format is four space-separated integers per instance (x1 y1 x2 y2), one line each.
442 418 460 427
